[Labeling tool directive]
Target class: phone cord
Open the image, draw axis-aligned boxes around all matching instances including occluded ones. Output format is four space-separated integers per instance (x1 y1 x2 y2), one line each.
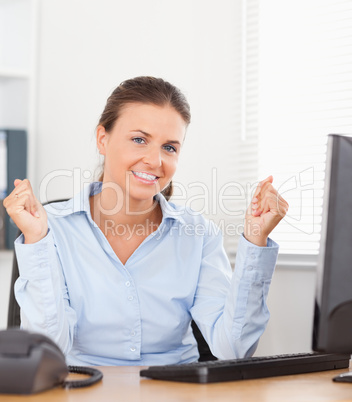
63 365 103 389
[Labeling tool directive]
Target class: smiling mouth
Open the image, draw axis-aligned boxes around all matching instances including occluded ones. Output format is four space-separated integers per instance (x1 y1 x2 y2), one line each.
132 171 159 184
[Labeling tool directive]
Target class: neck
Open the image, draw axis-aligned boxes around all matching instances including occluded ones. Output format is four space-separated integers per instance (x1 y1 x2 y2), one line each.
90 186 162 235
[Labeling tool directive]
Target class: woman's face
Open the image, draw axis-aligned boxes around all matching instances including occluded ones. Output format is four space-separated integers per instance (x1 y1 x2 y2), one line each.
97 102 186 208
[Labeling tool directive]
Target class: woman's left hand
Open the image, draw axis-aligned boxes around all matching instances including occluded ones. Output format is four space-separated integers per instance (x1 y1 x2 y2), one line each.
244 176 289 247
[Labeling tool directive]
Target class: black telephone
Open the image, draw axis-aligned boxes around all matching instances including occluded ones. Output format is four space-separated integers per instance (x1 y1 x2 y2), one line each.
0 329 103 395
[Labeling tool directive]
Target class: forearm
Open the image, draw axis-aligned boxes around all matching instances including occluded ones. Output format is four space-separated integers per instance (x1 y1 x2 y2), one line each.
14 230 76 354
215 235 278 358
192 234 278 360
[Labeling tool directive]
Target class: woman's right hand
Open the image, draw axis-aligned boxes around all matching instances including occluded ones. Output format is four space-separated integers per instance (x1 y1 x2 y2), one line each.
3 179 48 244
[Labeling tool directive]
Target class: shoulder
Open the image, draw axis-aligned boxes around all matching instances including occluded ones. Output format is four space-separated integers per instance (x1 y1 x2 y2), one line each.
167 199 207 224
43 182 94 220
161 196 221 238
43 194 89 235
158 193 205 224
44 199 77 219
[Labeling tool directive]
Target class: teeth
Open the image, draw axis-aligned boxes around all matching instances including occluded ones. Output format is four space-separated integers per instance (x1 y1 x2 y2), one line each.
133 171 158 181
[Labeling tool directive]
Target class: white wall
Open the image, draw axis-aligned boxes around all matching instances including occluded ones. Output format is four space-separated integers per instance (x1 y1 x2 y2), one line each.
34 0 241 204
0 251 13 330
1 0 318 355
256 266 317 355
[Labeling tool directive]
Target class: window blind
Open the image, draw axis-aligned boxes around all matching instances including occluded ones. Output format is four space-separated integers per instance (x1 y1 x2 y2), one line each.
231 0 260 255
236 0 352 254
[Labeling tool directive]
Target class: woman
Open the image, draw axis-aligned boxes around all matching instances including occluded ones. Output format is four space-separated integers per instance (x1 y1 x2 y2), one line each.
3 76 288 366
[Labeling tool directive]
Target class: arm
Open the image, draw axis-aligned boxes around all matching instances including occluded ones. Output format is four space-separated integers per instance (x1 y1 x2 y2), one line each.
190 227 278 359
191 176 287 359
14 229 77 354
3 179 76 354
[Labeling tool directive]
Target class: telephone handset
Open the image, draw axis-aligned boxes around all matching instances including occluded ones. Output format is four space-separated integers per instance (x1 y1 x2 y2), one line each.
0 329 103 394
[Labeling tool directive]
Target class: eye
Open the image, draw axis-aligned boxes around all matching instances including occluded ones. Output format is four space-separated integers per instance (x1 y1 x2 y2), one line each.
132 137 146 144
163 144 177 153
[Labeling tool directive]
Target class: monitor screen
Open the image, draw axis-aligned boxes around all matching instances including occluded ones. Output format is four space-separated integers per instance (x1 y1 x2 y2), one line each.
313 134 352 353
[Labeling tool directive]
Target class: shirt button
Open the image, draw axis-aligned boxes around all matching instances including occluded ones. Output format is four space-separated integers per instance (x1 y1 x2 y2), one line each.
131 331 136 337
251 253 256 260
128 296 133 301
125 281 130 287
130 347 136 352
247 265 253 271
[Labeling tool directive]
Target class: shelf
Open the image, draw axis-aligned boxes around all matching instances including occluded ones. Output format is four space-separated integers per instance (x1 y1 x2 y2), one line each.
0 0 38 251
0 69 30 79
0 249 13 258
0 79 29 128
0 0 32 72
0 249 12 330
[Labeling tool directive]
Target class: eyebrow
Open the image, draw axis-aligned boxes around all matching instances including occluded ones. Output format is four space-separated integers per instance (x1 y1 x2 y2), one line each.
131 130 181 145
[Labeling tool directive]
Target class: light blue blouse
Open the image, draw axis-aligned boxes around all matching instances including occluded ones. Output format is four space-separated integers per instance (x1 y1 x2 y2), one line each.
14 182 279 366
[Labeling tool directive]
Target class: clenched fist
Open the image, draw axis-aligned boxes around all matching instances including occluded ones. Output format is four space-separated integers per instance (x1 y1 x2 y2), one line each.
3 179 48 244
244 176 289 247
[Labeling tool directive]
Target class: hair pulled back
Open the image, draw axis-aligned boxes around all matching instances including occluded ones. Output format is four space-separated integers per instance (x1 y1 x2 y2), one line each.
98 77 191 200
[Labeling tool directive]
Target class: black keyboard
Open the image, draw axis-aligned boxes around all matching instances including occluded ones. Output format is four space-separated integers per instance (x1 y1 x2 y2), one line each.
140 352 351 383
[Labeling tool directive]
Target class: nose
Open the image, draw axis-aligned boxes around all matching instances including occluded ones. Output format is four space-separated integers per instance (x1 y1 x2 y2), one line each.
143 146 162 168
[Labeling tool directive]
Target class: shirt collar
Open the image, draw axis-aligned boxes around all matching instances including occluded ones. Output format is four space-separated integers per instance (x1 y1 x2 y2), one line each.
46 181 186 224
154 192 186 225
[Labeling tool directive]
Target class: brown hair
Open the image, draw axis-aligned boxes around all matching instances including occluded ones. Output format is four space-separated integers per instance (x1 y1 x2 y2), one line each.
97 76 191 200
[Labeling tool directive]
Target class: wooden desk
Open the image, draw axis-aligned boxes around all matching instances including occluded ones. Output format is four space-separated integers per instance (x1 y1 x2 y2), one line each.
1 365 352 402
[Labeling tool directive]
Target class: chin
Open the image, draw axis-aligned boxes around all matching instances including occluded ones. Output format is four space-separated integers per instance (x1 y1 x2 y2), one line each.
127 187 160 203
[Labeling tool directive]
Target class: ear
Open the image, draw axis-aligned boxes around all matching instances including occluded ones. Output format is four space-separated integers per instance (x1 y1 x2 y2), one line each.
97 125 108 155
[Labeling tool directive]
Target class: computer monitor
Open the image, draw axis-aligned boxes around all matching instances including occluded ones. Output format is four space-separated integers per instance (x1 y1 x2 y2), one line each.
313 134 352 354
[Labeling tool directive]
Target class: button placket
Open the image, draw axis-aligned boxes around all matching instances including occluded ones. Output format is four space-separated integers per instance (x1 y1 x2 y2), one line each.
124 273 134 302
121 272 141 358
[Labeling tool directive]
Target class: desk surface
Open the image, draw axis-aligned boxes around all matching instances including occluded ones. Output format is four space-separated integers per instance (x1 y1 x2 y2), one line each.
1 365 352 402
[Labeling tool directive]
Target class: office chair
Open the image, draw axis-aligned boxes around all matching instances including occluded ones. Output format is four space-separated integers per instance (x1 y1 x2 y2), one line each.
7 250 20 328
7 199 217 362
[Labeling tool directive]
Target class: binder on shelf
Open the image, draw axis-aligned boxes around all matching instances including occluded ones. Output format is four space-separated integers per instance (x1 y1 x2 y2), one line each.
0 130 7 250
0 129 27 250
0 202 5 250
0 131 6 199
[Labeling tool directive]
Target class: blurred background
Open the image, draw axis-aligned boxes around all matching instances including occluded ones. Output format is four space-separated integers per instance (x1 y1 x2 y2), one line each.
1 0 352 356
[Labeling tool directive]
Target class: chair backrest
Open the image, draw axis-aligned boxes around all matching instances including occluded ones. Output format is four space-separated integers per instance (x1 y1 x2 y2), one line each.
191 321 217 361
7 199 217 361
7 247 20 328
